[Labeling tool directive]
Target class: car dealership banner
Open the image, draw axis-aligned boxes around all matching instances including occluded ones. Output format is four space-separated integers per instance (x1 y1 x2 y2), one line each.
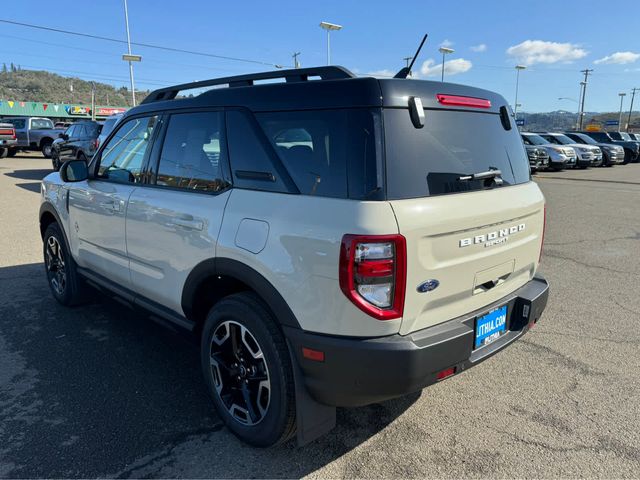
0 100 128 119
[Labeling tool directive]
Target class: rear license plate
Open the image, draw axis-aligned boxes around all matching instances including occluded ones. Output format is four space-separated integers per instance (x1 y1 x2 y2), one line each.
474 305 507 348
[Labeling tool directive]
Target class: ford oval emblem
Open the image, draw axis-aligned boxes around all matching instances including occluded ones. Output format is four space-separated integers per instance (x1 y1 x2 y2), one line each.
417 279 440 293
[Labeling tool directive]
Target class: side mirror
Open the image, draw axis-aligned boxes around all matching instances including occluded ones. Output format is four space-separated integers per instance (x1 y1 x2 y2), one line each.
60 160 88 183
59 133 69 140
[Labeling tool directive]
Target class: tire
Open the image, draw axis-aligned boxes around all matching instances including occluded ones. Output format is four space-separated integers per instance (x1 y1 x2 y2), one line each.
51 154 60 171
201 292 296 447
7 148 17 157
41 140 53 158
0 148 7 159
43 222 88 306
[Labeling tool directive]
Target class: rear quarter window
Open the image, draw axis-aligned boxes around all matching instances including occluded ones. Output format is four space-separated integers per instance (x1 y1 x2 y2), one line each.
256 109 382 200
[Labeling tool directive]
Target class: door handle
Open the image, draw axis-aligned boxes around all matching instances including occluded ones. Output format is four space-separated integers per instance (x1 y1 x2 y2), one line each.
171 217 204 231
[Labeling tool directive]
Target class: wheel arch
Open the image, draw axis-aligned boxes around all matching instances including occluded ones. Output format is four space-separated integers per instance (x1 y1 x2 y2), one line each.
39 202 69 245
182 258 302 334
39 136 54 147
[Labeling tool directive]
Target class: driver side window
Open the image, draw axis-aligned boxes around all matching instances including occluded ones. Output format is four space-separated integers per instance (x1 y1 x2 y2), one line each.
98 116 158 183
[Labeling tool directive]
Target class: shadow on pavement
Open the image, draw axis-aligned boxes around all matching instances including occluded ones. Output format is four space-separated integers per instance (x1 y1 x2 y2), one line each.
4 169 52 181
0 262 418 478
14 182 42 193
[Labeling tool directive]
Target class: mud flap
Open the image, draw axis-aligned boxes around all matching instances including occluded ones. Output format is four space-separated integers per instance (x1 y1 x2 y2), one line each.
287 341 336 446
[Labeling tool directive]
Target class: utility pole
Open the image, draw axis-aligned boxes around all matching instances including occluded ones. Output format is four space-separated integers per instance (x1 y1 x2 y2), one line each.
403 56 413 77
292 52 301 68
578 69 593 130
91 82 96 121
627 87 638 132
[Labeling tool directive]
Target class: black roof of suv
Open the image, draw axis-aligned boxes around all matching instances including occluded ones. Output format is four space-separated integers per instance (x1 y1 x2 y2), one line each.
136 66 507 114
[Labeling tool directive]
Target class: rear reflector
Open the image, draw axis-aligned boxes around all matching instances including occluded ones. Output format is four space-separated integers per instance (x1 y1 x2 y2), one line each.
302 347 325 362
436 94 491 109
436 367 456 381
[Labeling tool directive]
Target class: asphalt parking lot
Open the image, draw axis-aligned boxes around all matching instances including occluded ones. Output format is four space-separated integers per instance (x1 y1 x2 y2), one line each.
1 152 639 478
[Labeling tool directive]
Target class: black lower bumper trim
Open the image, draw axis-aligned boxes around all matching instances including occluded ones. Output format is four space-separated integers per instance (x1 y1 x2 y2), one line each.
285 276 549 407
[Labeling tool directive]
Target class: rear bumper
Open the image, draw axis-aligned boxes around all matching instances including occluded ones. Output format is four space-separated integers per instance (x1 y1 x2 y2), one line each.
285 276 549 407
0 139 17 147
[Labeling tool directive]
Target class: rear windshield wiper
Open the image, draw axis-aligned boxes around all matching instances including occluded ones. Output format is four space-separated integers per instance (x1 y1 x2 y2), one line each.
457 169 502 182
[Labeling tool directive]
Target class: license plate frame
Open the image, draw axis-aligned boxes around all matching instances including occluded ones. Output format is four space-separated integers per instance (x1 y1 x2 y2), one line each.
474 305 508 349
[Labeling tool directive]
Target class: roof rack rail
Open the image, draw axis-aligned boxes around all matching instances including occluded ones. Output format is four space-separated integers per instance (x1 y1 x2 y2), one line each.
141 66 356 104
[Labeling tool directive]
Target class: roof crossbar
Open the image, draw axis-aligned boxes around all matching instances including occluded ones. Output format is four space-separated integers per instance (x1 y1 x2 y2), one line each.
141 66 356 104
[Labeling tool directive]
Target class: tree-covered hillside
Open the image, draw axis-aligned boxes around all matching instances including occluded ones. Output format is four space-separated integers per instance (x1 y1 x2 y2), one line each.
0 66 149 106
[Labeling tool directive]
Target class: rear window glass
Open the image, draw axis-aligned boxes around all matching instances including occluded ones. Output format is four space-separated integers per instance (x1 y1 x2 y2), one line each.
256 109 382 200
7 119 26 129
31 119 53 129
384 109 530 199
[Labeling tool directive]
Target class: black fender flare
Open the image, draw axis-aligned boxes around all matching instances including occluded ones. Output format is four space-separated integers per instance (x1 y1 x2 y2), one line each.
181 257 301 330
39 202 70 245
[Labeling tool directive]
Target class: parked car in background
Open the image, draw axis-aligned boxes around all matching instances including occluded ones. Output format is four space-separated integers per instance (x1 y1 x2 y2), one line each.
627 133 640 142
54 121 73 129
536 132 602 168
573 131 639 164
51 121 102 171
0 123 18 158
525 145 549 173
521 132 576 170
96 113 124 150
2 117 63 158
564 132 624 166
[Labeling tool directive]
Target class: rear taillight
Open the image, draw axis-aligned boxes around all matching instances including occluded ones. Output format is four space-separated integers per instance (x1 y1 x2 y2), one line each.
539 205 546 263
94 138 100 149
339 234 406 320
436 94 491 109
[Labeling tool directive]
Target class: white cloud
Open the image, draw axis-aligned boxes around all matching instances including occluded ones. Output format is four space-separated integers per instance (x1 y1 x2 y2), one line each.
594 51 640 65
420 58 473 77
367 69 396 78
470 43 487 52
440 39 454 48
506 40 587 65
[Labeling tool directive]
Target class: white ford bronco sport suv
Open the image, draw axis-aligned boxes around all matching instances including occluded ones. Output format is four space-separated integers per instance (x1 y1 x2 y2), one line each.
39 66 549 447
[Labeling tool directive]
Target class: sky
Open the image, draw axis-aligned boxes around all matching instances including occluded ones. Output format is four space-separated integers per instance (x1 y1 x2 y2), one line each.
1 0 639 112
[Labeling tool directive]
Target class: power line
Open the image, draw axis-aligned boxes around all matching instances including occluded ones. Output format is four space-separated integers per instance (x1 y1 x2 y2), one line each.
0 18 284 68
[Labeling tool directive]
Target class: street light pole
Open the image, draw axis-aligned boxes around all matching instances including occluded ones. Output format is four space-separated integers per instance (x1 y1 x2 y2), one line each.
123 0 136 106
438 47 454 82
514 65 526 118
319 22 342 65
618 93 626 132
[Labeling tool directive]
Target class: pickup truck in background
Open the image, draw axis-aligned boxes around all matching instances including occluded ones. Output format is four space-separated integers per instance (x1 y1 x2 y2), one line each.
2 117 64 158
0 123 18 157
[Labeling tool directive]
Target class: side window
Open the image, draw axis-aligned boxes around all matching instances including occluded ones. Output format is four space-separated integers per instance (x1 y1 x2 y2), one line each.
155 111 227 193
97 116 158 183
64 125 76 139
75 125 87 139
226 110 290 193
